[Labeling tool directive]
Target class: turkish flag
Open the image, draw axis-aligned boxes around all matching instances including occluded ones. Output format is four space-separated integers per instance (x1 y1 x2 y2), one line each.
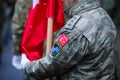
21 0 64 61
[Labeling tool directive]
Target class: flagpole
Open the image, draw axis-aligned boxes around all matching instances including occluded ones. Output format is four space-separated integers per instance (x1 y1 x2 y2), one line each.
46 18 53 54
45 18 53 80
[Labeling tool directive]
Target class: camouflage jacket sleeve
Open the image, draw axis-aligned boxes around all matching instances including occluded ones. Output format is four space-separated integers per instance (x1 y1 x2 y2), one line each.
25 23 90 80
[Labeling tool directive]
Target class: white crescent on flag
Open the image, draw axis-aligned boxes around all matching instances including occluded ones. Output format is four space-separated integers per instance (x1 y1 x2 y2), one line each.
32 0 40 9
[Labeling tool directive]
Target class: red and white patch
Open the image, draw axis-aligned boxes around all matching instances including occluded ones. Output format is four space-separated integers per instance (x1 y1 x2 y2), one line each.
58 33 69 46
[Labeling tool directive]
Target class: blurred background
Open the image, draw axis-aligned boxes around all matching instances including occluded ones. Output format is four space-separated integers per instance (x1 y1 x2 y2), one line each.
0 0 120 80
0 0 31 80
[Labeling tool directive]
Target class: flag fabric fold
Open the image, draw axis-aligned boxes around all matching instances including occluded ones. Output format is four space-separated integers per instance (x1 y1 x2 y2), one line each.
21 0 64 61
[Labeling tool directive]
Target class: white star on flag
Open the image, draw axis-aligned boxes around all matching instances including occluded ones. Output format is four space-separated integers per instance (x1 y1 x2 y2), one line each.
32 0 39 9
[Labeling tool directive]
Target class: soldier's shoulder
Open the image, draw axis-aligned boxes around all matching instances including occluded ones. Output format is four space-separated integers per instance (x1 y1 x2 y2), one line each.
64 15 82 36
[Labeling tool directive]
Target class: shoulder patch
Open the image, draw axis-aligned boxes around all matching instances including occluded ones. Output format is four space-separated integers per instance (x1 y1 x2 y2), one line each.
58 33 69 46
51 33 69 56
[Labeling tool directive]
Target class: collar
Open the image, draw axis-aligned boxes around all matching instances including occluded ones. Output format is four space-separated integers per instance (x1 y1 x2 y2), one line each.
64 0 100 17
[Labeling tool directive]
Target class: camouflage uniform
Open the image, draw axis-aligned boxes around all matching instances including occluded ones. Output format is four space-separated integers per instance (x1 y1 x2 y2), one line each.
12 0 32 55
24 0 117 80
100 0 120 79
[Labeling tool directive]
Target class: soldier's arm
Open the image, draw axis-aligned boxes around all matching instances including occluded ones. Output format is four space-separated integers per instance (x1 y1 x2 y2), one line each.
25 31 90 79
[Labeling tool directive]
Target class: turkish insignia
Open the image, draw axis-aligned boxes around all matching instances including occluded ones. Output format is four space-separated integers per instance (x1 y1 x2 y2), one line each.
58 33 69 46
51 33 69 56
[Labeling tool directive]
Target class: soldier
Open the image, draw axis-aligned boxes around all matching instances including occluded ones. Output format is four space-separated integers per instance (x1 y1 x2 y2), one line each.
12 0 31 69
21 0 117 80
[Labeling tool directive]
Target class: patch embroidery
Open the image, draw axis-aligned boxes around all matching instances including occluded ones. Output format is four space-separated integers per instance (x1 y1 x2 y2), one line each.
55 41 62 48
58 33 69 46
52 44 60 56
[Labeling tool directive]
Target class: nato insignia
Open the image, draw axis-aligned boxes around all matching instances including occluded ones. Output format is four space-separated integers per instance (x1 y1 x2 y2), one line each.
52 43 60 56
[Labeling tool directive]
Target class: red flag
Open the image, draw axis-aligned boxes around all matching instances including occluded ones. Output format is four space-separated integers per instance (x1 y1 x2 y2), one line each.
21 0 64 61
46 0 65 32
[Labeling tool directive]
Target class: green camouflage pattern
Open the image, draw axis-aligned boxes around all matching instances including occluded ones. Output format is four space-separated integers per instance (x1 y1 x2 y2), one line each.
12 0 32 55
24 0 117 80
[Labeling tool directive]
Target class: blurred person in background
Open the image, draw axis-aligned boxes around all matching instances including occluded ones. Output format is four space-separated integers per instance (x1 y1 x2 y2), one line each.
0 0 16 64
12 0 32 80
12 0 32 69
